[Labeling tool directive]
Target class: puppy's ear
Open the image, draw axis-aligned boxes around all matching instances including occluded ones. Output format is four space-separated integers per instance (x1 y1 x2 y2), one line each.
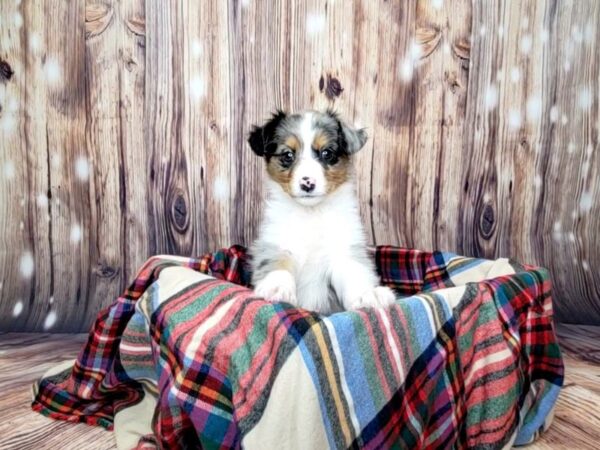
248 110 287 157
327 109 368 154
342 124 367 154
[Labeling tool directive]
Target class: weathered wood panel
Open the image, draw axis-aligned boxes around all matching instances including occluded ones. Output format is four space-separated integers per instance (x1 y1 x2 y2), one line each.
0 0 598 331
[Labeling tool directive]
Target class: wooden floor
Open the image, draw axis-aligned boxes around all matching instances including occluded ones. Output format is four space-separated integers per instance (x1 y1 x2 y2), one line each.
1 325 599 449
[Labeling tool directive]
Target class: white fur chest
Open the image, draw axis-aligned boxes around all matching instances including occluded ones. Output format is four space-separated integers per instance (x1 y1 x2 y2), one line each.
260 182 366 270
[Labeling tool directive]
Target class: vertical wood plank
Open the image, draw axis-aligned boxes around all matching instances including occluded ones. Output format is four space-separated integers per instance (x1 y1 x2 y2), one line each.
145 1 193 256
0 0 50 330
119 0 148 283
370 0 417 246
84 0 125 328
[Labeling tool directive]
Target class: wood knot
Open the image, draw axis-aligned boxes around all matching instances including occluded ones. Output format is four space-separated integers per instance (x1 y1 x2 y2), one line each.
452 38 470 61
95 263 118 279
319 74 344 100
171 192 188 232
416 27 441 59
480 203 495 239
126 16 146 37
0 59 14 82
85 3 114 39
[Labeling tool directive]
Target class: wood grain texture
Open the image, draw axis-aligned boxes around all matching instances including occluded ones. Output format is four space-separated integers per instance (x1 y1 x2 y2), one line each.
2 325 599 448
0 0 598 331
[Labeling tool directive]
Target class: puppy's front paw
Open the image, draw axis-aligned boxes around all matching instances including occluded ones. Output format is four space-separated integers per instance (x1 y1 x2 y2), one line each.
349 286 396 310
254 270 297 304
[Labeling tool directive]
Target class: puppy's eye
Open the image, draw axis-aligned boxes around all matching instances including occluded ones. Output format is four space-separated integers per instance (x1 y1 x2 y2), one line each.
320 149 333 162
280 150 295 165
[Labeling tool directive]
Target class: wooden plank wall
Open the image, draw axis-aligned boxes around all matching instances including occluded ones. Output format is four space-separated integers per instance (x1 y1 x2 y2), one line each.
0 0 598 332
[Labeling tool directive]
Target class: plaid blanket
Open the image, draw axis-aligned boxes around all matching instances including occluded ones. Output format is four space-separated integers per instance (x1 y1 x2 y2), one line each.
32 246 563 449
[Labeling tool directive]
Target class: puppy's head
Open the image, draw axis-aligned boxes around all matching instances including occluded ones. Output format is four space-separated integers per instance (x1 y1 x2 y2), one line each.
248 109 367 206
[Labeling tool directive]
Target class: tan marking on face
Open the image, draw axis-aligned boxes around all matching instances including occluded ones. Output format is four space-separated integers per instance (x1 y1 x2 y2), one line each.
284 136 300 151
266 154 294 194
324 155 352 194
312 132 330 151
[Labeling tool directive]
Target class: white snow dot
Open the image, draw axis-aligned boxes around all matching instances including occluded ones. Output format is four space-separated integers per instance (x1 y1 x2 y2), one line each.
572 257 578 264
399 57 413 82
19 197 25 206
74 156 90 181
431 0 443 10
552 230 562 242
20 252 34 278
191 39 202 58
584 22 594 43
508 108 522 130
240 0 250 6
213 176 229 200
306 13 326 35
526 95 542 122
580 191 593 213
3 160 15 179
190 76 205 100
582 161 590 177
498 26 504 38
46 213 51 222
484 84 498 110
578 87 593 110
37 193 49 208
541 28 549 43
568 232 576 243
49 296 54 304
510 67 521 83
564 60 571 73
29 32 42 52
44 311 57 330
44 58 62 86
409 41 422 61
51 152 61 169
571 209 578 219
442 43 451 55
19 221 24 230
70 224 82 243
7 96 19 112
533 174 542 187
586 143 593 157
572 25 583 43
549 105 559 122
55 198 60 206
0 114 17 134
14 12 23 28
479 25 486 37
553 221 562 232
582 260 590 271
13 301 23 318
561 115 568 125
520 35 533 54
567 142 575 154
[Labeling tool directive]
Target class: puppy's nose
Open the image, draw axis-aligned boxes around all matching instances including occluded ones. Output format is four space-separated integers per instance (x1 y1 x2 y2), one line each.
300 176 316 193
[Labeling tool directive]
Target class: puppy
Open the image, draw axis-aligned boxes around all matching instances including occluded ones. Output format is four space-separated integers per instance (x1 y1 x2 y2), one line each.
247 109 396 314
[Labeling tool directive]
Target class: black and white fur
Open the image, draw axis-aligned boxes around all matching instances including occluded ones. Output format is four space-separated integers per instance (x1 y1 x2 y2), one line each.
247 109 396 314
